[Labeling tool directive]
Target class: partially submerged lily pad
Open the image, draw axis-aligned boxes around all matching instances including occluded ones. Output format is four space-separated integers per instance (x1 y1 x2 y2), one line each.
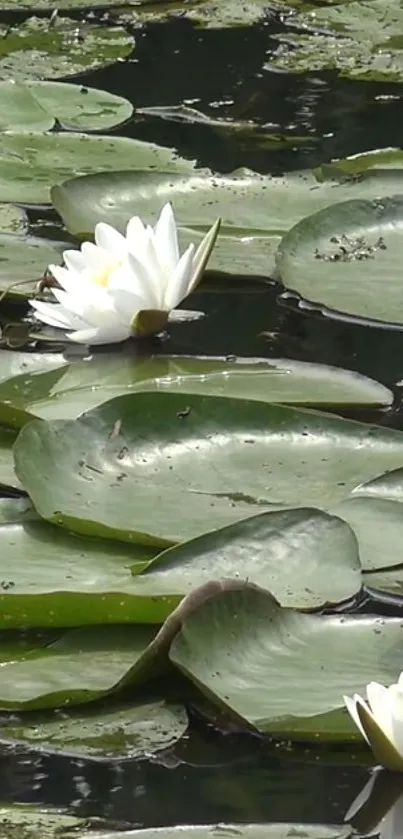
0 699 187 760
270 0 403 82
0 15 133 82
0 80 133 133
0 804 84 839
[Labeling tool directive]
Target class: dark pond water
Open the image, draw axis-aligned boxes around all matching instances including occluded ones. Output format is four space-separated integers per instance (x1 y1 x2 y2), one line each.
2 6 403 831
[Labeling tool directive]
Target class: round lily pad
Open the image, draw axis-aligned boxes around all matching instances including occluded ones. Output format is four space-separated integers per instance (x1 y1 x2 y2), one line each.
0 80 133 132
276 195 403 327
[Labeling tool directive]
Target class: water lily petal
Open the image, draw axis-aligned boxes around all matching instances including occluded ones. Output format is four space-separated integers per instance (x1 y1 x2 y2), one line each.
343 693 370 744
48 264 81 295
153 202 179 273
127 238 163 309
30 299 88 329
109 287 146 322
107 261 149 299
126 216 148 252
81 241 109 272
388 684 403 757
164 243 195 310
188 217 221 294
68 324 130 345
94 222 126 252
366 682 395 744
63 250 86 274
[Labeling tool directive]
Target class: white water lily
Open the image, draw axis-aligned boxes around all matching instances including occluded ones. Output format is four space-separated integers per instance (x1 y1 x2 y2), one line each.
344 675 403 771
30 203 221 345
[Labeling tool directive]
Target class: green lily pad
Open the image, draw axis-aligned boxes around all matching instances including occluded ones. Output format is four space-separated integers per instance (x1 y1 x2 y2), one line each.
72 826 353 839
13 393 403 546
0 204 27 234
133 507 361 610
0 350 65 383
169 585 403 739
0 81 133 133
332 496 403 594
0 502 169 629
270 0 403 81
0 804 84 839
0 427 20 489
0 15 133 82
0 234 69 301
276 195 403 326
351 466 403 501
0 354 392 429
0 133 194 205
0 699 187 759
115 0 279 28
0 624 157 710
51 165 403 253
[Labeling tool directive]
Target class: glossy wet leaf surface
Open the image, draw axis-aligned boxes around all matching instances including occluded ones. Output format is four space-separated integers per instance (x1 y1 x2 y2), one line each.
0 624 157 710
73 826 353 839
52 164 403 250
170 586 403 738
0 133 194 204
0 354 392 429
13 393 403 545
0 804 84 839
135 507 361 610
276 195 403 326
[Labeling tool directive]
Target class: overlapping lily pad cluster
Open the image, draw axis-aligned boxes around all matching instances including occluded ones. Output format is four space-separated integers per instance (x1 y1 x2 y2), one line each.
2 1 403 837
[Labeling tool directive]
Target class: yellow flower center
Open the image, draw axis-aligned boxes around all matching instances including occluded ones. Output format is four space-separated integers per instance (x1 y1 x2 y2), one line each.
90 259 122 288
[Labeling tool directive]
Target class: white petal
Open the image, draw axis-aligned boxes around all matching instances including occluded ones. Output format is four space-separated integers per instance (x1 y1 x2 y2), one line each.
107 261 148 299
366 682 395 743
30 299 89 331
343 772 377 823
81 241 108 272
109 287 146 322
127 238 163 309
48 264 80 295
68 324 130 345
153 203 179 273
126 215 148 251
343 693 370 744
388 684 403 757
50 285 115 327
94 222 126 252
188 217 221 294
63 249 86 274
164 243 195 309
